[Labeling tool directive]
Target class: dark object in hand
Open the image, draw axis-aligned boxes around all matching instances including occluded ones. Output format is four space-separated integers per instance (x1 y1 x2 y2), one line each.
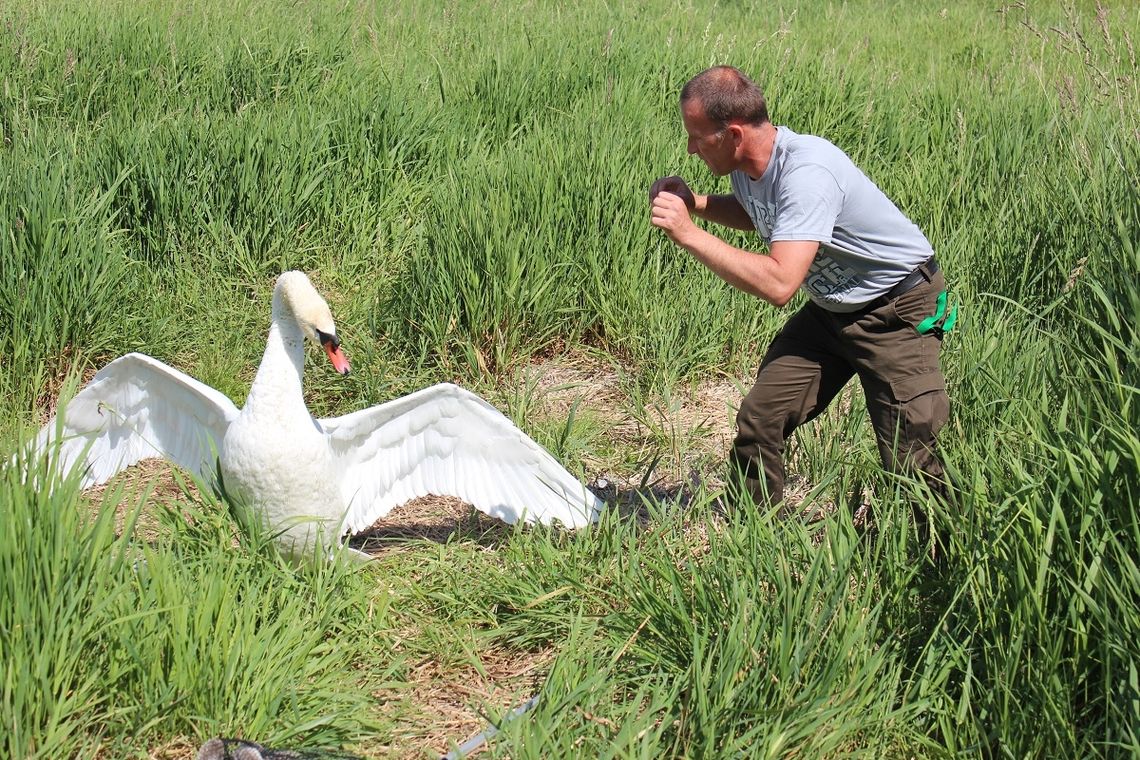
649 176 695 210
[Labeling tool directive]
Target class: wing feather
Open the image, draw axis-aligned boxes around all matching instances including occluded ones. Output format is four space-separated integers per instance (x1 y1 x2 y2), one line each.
320 383 602 533
35 353 239 489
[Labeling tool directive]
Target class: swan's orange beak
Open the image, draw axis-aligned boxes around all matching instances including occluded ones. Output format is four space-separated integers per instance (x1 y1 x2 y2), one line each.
319 334 351 375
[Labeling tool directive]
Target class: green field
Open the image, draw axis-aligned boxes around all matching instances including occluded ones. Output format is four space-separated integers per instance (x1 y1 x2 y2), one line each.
2 0 1139 757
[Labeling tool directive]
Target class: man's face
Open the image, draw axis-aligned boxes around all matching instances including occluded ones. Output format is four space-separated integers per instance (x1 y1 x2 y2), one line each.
681 99 736 176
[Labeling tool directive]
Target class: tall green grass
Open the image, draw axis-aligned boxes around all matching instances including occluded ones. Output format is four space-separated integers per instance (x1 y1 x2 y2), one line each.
2 0 1138 756
1 448 391 758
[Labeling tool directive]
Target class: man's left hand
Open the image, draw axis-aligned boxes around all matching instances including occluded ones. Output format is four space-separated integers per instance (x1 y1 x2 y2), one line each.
650 192 699 246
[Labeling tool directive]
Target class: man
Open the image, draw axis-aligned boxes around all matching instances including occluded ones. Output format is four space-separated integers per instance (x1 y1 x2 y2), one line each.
650 65 954 527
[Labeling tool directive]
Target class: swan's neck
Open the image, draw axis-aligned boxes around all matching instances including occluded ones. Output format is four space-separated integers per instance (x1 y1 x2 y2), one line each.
243 304 306 417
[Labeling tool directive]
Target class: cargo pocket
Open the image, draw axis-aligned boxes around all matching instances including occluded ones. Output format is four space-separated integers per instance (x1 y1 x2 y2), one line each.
888 372 950 456
890 372 945 403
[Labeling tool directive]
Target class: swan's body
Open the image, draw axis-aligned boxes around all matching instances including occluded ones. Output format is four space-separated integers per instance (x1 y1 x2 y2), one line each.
34 272 602 558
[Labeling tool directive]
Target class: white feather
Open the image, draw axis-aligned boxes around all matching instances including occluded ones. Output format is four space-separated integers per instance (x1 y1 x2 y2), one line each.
36 354 238 490
324 383 601 534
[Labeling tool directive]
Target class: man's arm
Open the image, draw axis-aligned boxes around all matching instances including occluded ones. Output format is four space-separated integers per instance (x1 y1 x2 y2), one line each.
648 177 753 231
650 193 817 307
693 193 755 231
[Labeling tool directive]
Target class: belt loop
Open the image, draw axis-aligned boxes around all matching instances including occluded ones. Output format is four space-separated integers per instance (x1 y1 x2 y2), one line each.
919 255 936 282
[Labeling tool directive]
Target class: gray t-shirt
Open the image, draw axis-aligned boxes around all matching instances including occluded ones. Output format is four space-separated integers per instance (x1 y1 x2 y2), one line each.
730 127 933 312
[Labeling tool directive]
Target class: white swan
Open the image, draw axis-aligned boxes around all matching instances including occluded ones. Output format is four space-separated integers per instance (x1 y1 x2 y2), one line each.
33 271 603 559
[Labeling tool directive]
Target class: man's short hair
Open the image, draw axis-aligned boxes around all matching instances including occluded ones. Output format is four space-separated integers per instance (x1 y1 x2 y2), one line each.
680 66 769 127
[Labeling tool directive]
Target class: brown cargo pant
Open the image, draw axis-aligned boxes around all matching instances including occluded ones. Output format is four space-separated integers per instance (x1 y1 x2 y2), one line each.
729 269 951 515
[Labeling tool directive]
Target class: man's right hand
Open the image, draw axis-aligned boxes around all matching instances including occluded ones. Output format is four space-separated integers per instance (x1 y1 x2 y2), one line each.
649 175 696 210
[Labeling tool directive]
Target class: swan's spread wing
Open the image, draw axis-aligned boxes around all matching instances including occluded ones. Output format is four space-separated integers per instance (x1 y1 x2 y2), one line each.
320 383 602 533
36 353 239 489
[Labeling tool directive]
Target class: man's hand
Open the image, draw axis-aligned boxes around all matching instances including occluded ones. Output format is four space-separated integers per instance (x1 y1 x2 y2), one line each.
649 175 696 209
650 190 700 246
